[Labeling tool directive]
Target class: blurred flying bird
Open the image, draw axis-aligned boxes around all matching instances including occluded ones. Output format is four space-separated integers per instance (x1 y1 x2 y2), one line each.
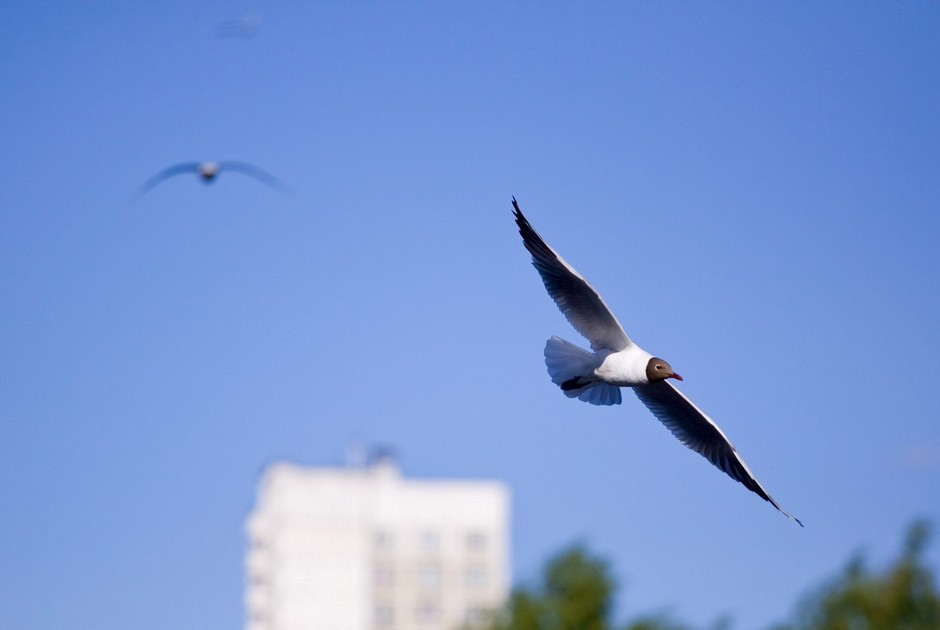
512 198 802 526
217 14 262 38
133 160 286 199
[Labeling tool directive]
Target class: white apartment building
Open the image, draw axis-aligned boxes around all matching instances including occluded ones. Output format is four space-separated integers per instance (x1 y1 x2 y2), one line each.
245 454 510 630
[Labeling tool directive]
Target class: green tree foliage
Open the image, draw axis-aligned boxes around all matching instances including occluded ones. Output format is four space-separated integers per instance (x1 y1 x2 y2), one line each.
487 544 616 630
485 544 685 630
483 521 940 630
774 520 940 630
622 615 695 630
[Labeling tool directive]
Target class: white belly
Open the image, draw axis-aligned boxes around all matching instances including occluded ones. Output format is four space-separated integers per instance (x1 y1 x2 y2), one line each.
593 345 653 386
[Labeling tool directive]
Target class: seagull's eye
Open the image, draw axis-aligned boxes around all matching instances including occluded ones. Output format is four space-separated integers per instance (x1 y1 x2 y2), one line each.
655 364 662 370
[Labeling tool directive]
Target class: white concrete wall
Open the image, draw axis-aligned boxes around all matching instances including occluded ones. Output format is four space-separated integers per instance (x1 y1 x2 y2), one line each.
245 459 509 630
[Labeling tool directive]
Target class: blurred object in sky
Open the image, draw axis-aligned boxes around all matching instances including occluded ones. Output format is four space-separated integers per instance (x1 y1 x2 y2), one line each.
132 160 287 200
217 14 262 38
245 455 510 630
901 445 940 469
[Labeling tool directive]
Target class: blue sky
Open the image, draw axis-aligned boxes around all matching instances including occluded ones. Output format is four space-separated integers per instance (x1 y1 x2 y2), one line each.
2 2 939 629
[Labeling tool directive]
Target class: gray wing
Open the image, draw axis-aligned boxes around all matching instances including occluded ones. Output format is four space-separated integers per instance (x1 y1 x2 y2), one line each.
132 162 201 199
634 380 802 526
218 161 288 191
513 198 631 352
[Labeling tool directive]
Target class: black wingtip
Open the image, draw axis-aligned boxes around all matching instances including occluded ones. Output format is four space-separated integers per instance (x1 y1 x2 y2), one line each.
769 498 803 527
511 197 529 229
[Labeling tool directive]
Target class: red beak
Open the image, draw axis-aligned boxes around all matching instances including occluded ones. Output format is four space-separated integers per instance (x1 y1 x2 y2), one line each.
670 373 683 381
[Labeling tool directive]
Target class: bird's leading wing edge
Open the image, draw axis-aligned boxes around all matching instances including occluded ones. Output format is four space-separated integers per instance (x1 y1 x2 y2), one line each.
218 161 289 192
633 380 802 526
131 162 202 200
512 198 631 352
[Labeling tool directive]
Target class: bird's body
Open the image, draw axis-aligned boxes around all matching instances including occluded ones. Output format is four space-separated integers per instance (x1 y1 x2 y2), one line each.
594 344 654 386
132 160 285 199
513 198 802 526
196 161 222 181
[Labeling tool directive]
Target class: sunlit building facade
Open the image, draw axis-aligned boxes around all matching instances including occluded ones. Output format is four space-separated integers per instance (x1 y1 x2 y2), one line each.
244 455 510 630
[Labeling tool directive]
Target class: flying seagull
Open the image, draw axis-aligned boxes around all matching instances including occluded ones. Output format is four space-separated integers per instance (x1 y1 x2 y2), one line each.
217 14 262 38
133 160 286 199
512 198 802 526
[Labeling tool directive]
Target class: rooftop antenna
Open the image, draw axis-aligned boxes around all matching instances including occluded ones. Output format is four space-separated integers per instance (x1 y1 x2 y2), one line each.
368 445 398 468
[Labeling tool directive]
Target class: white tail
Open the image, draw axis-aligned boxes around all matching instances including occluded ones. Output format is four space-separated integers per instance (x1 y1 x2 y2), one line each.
543 336 622 406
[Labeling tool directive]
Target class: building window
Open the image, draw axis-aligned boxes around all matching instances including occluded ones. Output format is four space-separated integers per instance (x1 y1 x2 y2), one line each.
375 603 395 626
374 563 395 587
419 530 440 552
466 531 487 552
417 563 441 589
416 600 441 624
465 607 490 627
464 565 488 589
374 529 394 551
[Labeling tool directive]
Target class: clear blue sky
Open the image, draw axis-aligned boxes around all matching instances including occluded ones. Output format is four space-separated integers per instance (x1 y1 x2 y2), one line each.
2 2 939 629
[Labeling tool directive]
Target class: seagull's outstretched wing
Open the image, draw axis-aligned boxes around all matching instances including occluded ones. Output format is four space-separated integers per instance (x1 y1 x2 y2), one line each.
218 161 288 192
513 198 631 352
634 380 802 526
132 162 201 199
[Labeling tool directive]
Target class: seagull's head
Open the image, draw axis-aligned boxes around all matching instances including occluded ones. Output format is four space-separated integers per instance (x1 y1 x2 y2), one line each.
646 357 683 383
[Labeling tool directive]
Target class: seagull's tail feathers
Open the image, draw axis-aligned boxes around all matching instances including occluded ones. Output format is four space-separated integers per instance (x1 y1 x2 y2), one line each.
544 336 622 406
544 336 592 385
575 382 622 405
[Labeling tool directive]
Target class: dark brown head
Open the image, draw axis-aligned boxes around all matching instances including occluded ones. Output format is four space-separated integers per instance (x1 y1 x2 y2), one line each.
646 357 683 383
